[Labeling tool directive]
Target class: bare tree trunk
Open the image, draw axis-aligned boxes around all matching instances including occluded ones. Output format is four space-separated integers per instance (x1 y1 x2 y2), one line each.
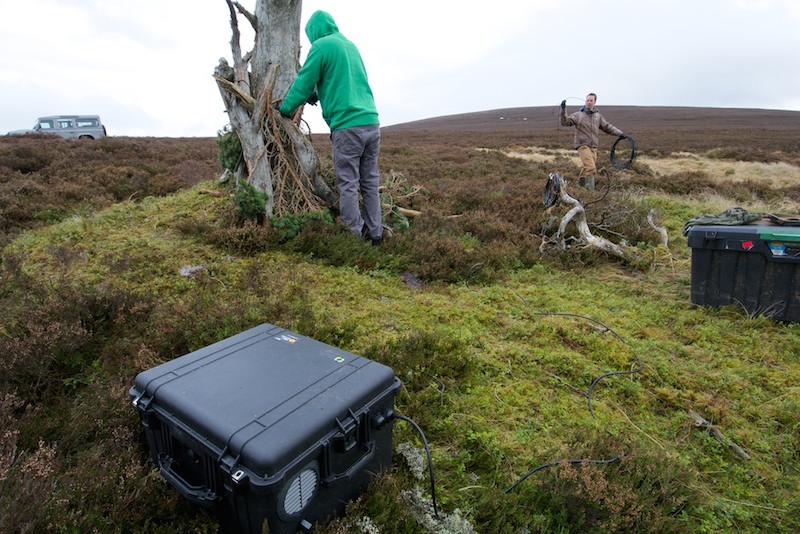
553 177 628 258
213 0 335 217
540 173 669 260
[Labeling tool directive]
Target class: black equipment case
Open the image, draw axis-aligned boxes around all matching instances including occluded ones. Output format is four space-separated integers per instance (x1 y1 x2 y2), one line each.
687 223 800 322
130 323 401 533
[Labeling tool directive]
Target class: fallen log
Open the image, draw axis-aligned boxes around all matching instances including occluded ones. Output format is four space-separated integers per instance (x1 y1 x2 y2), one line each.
542 173 669 260
548 173 628 259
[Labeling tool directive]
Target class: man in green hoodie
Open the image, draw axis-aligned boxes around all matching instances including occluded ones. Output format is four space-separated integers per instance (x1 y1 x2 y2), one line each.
279 10 382 245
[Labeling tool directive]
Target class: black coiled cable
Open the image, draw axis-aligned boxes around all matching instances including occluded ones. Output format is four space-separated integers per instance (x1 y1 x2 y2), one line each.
610 135 637 170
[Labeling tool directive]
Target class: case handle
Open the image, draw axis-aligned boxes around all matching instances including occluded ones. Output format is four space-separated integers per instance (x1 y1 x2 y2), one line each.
157 454 219 507
322 441 375 485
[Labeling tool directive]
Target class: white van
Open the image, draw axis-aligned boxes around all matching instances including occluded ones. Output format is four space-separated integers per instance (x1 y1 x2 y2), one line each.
8 115 107 139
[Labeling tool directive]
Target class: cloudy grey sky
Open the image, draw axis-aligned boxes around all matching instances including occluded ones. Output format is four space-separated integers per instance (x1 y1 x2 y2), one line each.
1 0 798 137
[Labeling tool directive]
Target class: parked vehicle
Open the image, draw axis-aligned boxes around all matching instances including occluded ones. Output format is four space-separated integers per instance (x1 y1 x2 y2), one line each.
7 115 107 139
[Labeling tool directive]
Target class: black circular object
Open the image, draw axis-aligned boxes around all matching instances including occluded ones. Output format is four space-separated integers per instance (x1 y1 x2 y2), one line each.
610 135 636 170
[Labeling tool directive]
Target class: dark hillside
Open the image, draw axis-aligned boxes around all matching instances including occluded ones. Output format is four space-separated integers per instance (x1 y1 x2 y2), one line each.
381 106 800 162
385 105 800 133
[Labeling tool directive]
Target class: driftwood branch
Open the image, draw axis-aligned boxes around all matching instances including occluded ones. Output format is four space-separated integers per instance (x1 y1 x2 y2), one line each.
648 208 669 246
551 176 628 259
199 188 227 198
541 174 669 260
688 410 751 460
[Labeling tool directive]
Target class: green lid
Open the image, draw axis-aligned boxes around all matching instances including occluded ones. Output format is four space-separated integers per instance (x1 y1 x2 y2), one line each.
757 226 800 242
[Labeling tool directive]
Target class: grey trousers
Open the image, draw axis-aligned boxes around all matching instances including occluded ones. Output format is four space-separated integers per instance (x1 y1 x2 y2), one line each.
331 124 382 239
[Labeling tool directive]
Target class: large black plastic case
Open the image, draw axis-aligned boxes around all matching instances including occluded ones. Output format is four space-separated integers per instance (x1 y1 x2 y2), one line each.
687 223 800 322
130 323 400 533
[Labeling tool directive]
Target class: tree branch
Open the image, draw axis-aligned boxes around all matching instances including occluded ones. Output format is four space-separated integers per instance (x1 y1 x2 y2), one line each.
648 209 669 246
552 177 628 258
212 75 256 109
254 63 279 126
688 410 751 461
224 0 246 81
232 1 257 31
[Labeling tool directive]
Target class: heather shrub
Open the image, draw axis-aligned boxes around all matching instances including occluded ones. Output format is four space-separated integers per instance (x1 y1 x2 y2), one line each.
0 428 57 532
0 135 221 245
208 219 274 255
146 260 318 359
363 328 474 408
714 178 782 204
0 143 54 173
283 220 387 270
0 255 153 402
501 434 695 533
628 170 716 196
387 209 536 284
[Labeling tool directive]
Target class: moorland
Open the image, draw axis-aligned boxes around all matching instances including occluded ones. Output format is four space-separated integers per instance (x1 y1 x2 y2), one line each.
1 105 799 533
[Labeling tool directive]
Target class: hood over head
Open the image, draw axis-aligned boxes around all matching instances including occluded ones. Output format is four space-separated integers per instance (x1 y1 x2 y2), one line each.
305 10 338 43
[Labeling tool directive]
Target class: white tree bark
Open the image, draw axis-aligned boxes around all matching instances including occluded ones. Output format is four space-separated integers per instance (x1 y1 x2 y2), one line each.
549 176 629 259
214 0 335 217
542 175 670 260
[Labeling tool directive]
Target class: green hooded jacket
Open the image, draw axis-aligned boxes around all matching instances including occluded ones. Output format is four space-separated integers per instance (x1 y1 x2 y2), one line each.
279 10 379 131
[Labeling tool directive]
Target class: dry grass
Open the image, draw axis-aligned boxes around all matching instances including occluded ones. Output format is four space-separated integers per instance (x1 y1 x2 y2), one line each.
502 146 800 188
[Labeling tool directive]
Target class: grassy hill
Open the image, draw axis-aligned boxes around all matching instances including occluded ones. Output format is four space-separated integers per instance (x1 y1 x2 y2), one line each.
1 107 799 533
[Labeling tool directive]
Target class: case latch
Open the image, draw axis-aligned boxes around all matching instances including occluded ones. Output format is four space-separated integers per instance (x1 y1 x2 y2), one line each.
333 409 362 452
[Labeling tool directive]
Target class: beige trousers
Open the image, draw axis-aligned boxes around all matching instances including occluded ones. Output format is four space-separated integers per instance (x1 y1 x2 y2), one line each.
576 145 597 189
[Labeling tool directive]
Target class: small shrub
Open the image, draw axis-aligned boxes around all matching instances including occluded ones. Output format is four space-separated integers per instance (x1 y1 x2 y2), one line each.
215 125 243 172
269 209 335 243
233 181 268 221
1 144 54 174
207 219 274 255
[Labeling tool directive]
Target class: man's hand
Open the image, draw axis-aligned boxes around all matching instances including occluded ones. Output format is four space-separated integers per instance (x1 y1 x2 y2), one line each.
306 92 319 106
560 100 566 109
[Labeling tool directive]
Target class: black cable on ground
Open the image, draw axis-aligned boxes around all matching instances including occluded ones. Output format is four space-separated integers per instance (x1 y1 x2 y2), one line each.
462 263 644 492
610 134 637 170
532 311 627 344
395 415 439 519
586 355 643 417
504 454 623 494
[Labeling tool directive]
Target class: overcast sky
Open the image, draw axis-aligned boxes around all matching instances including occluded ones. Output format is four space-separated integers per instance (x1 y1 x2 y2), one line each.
2 0 798 137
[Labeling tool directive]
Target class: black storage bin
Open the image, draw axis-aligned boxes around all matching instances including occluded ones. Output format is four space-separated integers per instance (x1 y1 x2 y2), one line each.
687 223 800 322
130 323 400 534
